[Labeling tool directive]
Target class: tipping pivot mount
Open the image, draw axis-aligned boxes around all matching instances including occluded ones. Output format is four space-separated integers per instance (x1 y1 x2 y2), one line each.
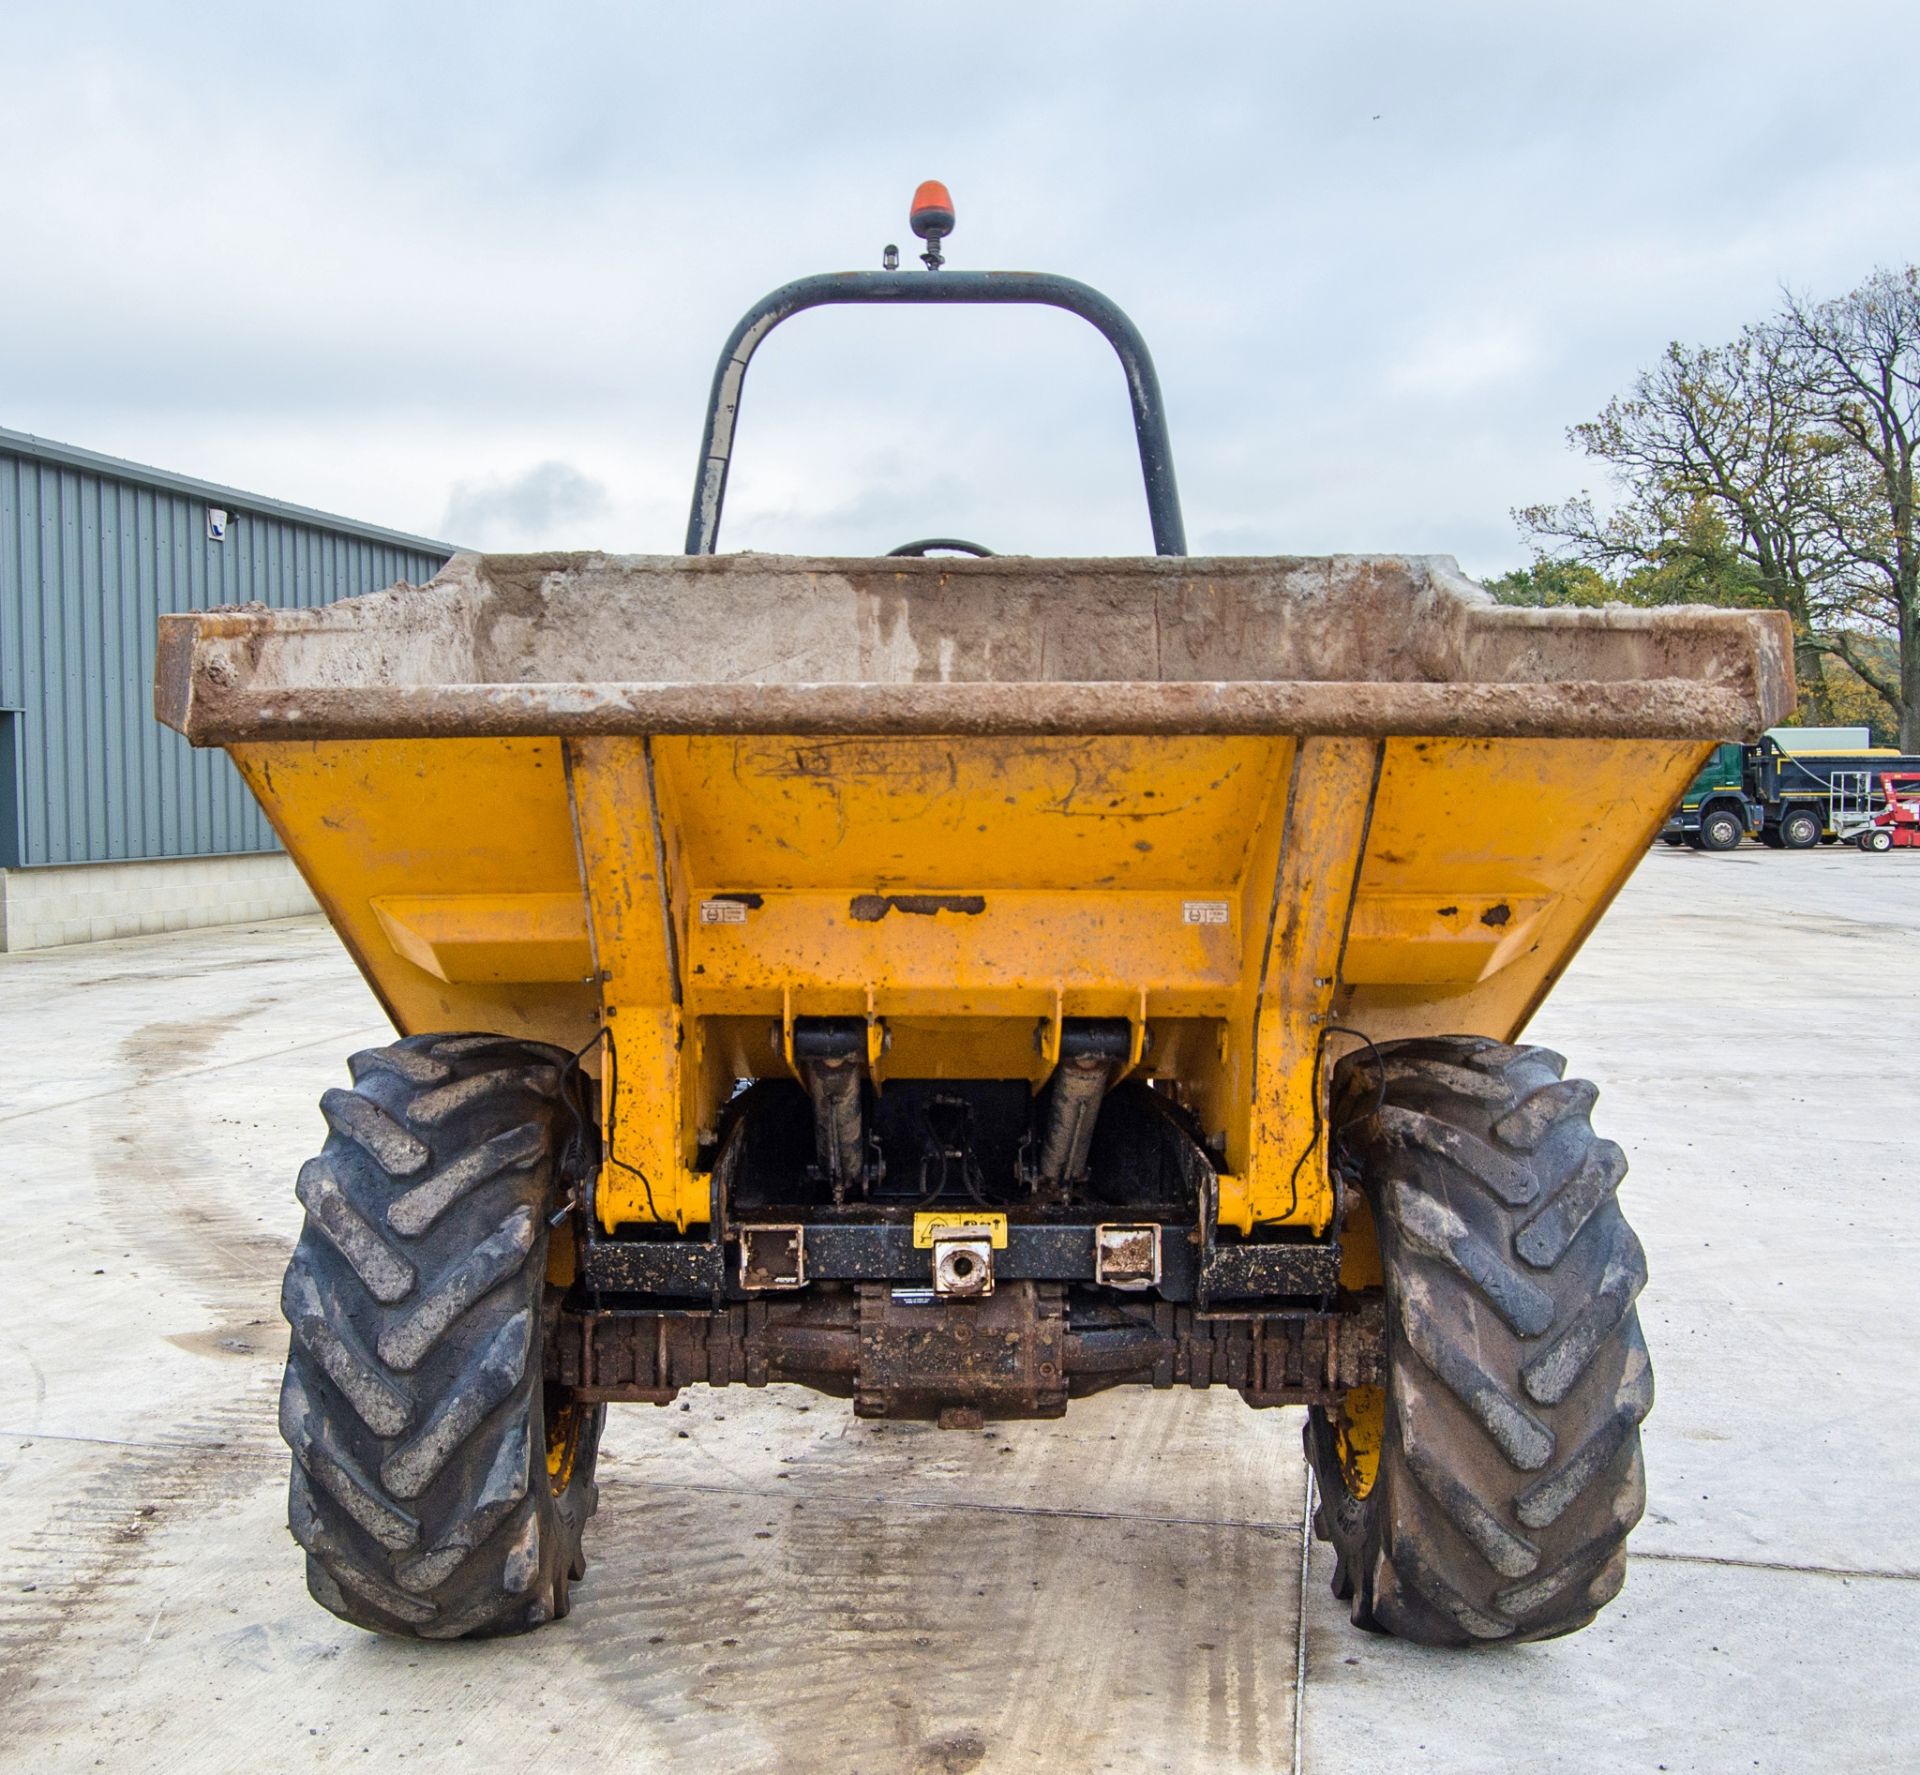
1031 1018 1130 1202
793 1017 875 1205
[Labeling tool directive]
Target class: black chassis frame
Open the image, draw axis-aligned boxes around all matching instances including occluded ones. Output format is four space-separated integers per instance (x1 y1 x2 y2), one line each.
553 1091 1371 1418
576 1086 1340 1312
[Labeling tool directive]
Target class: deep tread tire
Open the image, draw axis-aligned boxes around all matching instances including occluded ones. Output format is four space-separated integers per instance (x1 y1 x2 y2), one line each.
1306 1037 1652 1646
278 1033 602 1639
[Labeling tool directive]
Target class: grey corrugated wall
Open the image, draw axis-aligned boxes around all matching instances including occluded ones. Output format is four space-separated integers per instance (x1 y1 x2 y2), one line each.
0 431 452 868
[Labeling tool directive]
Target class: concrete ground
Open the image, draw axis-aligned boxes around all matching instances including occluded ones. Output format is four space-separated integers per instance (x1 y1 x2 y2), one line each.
1 845 1916 1773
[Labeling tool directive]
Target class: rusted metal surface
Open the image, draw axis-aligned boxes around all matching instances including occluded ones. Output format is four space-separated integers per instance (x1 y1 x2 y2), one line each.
1066 1298 1385 1402
547 1288 1384 1416
738 1224 806 1290
926 1224 996 1298
856 1281 1067 1419
579 1216 1349 1301
1236 1301 1387 1407
1094 1224 1161 1290
155 552 1796 746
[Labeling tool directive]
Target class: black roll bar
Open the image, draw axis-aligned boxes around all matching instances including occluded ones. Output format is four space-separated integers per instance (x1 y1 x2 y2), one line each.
684 270 1187 557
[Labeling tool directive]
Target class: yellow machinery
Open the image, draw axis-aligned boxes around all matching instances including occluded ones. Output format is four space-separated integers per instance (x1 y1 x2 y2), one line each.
157 187 1791 1648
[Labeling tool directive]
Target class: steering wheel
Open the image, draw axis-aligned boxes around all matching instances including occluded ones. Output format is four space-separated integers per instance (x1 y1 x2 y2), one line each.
886 538 995 558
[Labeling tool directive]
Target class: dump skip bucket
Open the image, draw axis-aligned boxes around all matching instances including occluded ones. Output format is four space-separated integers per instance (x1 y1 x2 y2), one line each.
157 549 1791 1236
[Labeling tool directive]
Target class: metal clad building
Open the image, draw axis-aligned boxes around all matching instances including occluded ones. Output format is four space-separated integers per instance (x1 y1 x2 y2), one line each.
0 426 452 870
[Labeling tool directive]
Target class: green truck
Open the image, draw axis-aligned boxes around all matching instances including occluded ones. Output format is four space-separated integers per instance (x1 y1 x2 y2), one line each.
1660 728 1920 851
1659 741 1760 851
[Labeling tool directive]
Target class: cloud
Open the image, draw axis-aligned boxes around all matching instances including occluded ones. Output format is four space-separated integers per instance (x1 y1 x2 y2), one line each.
1385 319 1542 401
440 462 610 550
1 1 1915 576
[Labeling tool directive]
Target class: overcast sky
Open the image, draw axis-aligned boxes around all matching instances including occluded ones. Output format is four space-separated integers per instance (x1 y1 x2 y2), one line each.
4 3 1915 577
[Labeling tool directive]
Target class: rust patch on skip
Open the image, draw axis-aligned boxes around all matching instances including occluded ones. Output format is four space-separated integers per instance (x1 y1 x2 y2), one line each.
848 894 987 922
1480 902 1512 927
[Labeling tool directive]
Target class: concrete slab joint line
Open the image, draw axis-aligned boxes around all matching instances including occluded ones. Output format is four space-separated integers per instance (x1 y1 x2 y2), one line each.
1293 1464 1315 1775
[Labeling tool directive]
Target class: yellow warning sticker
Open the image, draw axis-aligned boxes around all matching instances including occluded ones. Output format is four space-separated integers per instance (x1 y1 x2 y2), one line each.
912 1211 1008 1249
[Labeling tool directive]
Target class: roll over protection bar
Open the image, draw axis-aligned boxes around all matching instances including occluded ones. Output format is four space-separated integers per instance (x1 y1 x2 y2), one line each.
684 269 1187 557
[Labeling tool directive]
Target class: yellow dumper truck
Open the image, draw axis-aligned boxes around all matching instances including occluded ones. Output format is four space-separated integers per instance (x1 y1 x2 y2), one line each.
156 189 1792 1647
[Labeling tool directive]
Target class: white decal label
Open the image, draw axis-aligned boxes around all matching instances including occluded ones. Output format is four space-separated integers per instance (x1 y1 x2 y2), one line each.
1182 900 1231 926
700 898 749 925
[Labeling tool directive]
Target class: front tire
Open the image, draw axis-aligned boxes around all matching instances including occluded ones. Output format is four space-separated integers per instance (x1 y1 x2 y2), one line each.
278 1033 602 1639
1698 807 1745 851
1306 1038 1652 1646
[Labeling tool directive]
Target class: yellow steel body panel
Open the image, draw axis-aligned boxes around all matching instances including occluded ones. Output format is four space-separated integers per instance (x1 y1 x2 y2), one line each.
1229 738 1379 1231
1338 738 1706 1041
565 737 709 1231
661 735 1287 891
371 893 592 985
1334 1386 1386 1499
229 729 1713 1237
687 889 1240 1010
231 739 598 1049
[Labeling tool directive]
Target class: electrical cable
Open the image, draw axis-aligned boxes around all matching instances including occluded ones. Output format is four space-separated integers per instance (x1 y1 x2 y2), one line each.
1282 1022 1386 1219
559 1023 662 1225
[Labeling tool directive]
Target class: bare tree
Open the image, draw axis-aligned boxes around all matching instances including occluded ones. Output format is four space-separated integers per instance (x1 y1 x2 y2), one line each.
1781 268 1920 748
1516 326 1847 719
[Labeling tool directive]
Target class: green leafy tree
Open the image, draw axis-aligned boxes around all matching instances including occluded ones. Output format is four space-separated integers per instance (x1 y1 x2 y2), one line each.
1824 645 1900 744
1480 561 1619 606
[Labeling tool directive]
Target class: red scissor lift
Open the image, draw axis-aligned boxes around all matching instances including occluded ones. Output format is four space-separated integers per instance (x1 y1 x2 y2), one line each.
1850 771 1920 851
